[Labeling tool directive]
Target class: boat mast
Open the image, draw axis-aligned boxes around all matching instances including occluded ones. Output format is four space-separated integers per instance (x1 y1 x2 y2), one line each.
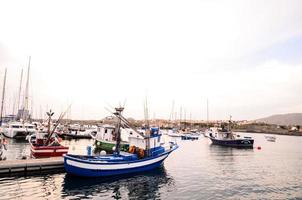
0 68 7 126
17 69 23 117
23 56 31 120
114 107 124 155
206 98 209 127
228 115 232 132
144 97 151 156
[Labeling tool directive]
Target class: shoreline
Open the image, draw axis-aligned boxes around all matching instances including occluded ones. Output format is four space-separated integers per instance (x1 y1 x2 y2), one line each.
233 129 302 136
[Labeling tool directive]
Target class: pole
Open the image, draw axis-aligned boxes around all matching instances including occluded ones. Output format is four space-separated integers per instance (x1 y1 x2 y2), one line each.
114 107 124 155
206 98 209 127
17 69 23 114
24 56 31 120
0 68 7 126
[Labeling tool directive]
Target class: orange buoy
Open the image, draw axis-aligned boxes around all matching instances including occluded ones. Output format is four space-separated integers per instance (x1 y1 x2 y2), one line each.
128 145 136 154
137 148 145 159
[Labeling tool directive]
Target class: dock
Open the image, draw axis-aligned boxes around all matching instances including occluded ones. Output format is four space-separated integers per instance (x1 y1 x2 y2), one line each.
0 157 64 176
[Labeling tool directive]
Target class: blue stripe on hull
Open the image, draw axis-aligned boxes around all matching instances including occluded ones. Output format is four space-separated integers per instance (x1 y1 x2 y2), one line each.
64 158 165 177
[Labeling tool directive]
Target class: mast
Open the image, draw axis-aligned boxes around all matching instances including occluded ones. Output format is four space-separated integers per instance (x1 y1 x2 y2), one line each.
169 100 175 122
114 107 124 155
206 98 209 127
228 115 232 132
179 106 182 129
144 96 151 156
0 68 7 126
24 56 31 115
190 112 192 129
17 69 23 114
184 108 186 130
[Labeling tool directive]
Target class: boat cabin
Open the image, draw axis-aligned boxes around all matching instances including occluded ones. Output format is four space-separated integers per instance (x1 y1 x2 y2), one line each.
128 127 164 156
96 125 116 142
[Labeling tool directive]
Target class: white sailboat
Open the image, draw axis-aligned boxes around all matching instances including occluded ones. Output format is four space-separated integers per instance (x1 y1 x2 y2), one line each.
1 57 37 139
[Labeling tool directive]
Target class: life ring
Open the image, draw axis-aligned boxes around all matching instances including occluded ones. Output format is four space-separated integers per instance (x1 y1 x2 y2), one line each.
128 145 136 154
137 148 144 159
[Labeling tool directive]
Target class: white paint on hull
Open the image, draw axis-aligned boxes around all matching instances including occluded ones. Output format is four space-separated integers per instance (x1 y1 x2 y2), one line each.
66 154 168 170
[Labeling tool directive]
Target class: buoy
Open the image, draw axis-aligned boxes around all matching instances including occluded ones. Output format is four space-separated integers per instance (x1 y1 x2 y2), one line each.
257 146 261 150
100 150 106 155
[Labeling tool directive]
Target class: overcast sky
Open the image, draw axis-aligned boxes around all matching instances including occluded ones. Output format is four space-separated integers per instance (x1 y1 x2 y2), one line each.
0 0 302 120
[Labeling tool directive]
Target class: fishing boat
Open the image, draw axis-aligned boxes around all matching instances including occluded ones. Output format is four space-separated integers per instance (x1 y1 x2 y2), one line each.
28 110 69 158
207 117 254 148
64 107 178 177
265 135 276 142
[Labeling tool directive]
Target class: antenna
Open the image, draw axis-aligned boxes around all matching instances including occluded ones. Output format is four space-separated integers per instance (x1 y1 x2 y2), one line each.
123 98 127 108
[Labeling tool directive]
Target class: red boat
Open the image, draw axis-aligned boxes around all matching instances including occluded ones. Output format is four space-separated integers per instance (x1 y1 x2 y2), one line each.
29 110 69 158
30 136 69 158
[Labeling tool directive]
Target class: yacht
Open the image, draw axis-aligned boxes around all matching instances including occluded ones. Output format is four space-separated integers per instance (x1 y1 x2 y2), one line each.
1 121 37 139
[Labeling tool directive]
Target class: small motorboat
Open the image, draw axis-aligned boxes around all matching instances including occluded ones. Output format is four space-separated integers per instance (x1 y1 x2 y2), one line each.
167 128 183 137
265 135 276 142
64 107 178 177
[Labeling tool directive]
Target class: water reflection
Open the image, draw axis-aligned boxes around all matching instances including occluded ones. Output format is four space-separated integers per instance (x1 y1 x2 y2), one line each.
62 166 174 199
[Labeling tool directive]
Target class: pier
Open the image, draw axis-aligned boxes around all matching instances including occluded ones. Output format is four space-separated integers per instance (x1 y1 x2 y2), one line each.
0 157 64 176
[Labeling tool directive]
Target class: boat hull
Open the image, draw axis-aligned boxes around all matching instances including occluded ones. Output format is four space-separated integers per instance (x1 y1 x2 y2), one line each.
31 145 69 158
181 134 199 140
2 130 35 139
64 147 177 177
61 133 92 139
209 137 254 148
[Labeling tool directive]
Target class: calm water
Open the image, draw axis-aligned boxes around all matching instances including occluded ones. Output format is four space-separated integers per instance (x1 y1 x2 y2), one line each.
0 133 302 200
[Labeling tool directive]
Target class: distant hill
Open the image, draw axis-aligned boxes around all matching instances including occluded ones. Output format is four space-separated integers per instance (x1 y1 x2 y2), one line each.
256 113 302 126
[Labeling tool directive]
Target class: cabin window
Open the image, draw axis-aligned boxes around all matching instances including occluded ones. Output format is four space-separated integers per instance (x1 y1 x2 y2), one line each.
105 129 107 133
130 132 133 135
12 125 21 128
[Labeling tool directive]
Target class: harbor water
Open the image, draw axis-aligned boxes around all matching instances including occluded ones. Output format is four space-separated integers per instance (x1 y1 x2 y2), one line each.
0 133 301 199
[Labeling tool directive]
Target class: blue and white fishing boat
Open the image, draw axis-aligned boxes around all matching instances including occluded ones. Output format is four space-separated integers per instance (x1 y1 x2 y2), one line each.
64 107 178 177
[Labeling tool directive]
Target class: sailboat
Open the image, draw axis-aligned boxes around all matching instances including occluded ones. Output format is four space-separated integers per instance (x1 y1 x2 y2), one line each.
1 58 37 139
64 106 178 177
28 110 69 158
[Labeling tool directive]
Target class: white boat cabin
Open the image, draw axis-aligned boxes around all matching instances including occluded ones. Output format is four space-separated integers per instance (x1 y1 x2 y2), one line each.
128 127 162 151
